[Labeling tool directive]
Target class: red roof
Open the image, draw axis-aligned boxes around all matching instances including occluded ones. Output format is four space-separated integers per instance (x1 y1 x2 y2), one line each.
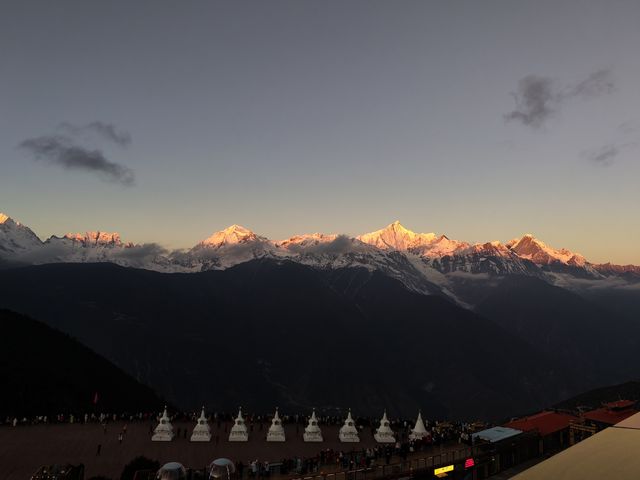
504 411 579 437
603 400 635 410
583 404 638 426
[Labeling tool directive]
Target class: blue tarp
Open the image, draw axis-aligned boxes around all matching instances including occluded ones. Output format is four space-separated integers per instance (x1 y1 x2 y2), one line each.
472 426 522 443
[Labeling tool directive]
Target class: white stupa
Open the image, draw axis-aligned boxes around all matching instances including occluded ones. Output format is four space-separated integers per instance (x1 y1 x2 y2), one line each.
303 409 323 442
151 407 174 442
266 407 286 442
190 407 211 442
228 407 249 442
374 410 396 443
339 409 360 443
409 411 429 441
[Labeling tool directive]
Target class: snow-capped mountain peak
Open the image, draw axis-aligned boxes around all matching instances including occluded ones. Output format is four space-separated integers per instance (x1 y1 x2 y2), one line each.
2 210 638 306
357 221 437 250
0 212 43 255
507 234 586 266
198 224 265 248
63 231 124 247
277 233 338 250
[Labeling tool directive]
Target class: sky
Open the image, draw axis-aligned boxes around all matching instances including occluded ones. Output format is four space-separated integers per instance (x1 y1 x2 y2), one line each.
1 0 639 264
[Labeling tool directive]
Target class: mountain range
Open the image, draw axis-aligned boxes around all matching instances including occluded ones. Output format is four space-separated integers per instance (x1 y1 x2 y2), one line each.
1 213 638 307
2 211 639 420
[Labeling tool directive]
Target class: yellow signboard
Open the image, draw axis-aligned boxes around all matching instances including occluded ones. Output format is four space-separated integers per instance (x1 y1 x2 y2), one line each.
434 464 454 475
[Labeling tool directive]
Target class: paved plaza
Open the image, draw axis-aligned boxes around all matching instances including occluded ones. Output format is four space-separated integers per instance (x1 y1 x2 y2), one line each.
0 420 465 480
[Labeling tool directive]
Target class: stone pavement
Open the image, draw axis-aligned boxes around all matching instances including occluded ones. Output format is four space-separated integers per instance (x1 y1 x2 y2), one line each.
0 420 469 480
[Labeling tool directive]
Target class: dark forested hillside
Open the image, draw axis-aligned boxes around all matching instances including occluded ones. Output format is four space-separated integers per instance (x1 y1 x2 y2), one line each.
475 275 640 392
0 260 578 420
0 309 165 417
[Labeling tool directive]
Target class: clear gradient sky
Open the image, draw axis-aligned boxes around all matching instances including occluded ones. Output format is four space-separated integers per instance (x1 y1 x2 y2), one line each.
1 1 639 263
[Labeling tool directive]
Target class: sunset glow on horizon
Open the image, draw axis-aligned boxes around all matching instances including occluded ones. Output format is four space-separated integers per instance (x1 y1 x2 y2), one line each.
1 1 639 264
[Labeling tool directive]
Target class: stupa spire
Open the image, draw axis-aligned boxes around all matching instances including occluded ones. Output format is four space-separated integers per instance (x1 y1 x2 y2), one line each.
339 408 360 443
190 406 211 442
409 411 429 440
374 409 396 443
228 407 249 442
267 407 286 442
303 408 323 442
151 406 175 442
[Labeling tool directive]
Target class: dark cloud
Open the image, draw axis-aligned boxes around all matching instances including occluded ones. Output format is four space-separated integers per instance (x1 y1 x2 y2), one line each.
582 144 619 167
285 235 368 255
19 134 135 186
58 121 132 147
113 243 168 261
505 69 615 129
504 75 558 128
14 242 68 264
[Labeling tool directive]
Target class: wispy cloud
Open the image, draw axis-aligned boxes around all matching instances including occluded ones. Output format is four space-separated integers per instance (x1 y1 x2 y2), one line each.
285 235 368 255
617 121 636 135
558 275 640 291
113 243 168 263
582 144 619 167
581 141 636 167
58 121 132 147
19 134 135 186
505 68 616 129
566 69 616 99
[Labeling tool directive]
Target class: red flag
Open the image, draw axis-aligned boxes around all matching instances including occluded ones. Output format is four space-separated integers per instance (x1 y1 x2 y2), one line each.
93 392 99 405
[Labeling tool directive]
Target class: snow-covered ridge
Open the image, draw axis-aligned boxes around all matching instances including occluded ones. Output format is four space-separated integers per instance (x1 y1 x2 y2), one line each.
62 231 128 247
357 220 437 250
0 212 44 256
0 213 622 270
198 224 264 248
507 234 587 266
0 213 637 303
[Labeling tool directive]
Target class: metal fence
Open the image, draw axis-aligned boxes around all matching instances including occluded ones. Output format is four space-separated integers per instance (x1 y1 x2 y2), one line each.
287 446 472 480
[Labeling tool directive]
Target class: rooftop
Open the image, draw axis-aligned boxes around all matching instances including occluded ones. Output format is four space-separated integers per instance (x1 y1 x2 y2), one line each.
583 400 638 426
471 426 522 443
504 411 579 437
514 412 640 480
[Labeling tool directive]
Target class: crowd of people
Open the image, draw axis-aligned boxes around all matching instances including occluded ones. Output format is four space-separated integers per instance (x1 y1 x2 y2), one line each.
2 409 484 445
3 408 485 478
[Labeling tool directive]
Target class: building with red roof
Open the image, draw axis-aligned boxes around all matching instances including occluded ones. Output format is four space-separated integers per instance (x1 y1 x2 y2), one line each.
504 411 579 454
582 400 637 428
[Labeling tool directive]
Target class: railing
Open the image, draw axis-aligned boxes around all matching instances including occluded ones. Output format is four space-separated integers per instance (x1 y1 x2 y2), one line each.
286 446 472 480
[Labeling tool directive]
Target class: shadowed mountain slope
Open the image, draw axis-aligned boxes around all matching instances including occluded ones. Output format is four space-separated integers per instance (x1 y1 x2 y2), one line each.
0 309 164 417
0 260 576 420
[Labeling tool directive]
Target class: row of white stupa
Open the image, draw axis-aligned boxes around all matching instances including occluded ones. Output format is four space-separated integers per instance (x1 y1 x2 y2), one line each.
152 407 429 444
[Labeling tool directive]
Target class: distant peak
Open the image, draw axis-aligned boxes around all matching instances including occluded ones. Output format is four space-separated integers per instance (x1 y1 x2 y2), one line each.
387 220 410 231
0 212 26 228
222 224 253 235
508 234 584 266
357 221 437 250
199 224 262 247
64 231 123 246
514 234 548 248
